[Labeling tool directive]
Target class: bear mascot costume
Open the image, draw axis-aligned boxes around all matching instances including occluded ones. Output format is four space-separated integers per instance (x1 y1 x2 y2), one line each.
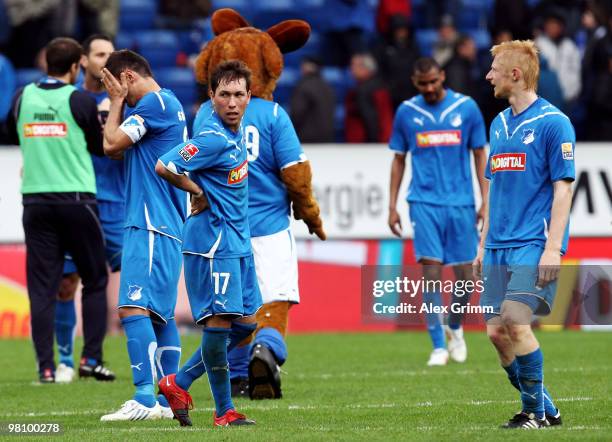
192 8 326 400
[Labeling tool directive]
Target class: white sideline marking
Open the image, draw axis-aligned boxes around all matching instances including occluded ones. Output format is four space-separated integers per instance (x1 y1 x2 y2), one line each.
0 397 596 418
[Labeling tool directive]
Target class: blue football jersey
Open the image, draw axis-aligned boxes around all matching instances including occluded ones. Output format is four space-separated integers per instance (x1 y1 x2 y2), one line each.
160 111 250 257
389 89 487 206
119 89 188 240
485 97 575 253
194 97 305 237
76 81 125 203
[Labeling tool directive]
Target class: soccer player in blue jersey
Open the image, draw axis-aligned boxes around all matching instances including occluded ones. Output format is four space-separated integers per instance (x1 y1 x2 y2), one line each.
473 40 573 429
388 57 488 366
156 60 261 427
55 34 119 384
98 50 187 421
192 72 325 400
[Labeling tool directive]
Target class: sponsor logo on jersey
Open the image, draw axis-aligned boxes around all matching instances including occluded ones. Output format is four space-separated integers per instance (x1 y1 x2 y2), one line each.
416 130 461 147
490 153 526 173
227 160 248 184
23 123 67 137
521 128 535 144
561 142 573 160
179 143 199 162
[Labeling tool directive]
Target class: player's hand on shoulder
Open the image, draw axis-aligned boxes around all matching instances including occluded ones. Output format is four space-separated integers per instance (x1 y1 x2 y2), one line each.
190 190 209 215
536 248 561 289
388 209 402 237
101 68 128 102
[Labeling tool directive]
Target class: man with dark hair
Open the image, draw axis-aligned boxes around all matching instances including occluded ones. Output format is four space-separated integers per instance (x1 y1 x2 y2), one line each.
54 33 119 384
98 49 187 421
388 57 488 366
157 60 260 427
7 37 109 384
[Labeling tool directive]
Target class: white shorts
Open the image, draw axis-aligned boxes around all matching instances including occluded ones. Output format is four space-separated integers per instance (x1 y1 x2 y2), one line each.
251 228 299 304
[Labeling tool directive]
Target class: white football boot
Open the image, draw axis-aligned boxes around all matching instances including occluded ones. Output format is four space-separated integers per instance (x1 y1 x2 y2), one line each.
445 325 467 363
160 405 175 419
55 363 75 383
100 400 162 421
426 348 449 366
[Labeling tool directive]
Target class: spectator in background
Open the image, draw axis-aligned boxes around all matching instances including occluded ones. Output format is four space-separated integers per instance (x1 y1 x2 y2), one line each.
0 53 16 144
535 9 582 107
322 0 372 67
584 15 612 140
159 0 211 28
345 53 393 143
376 0 411 36
290 56 336 143
433 14 459 67
533 0 584 38
4 0 59 67
443 35 480 99
537 56 564 109
374 14 420 110
490 0 533 41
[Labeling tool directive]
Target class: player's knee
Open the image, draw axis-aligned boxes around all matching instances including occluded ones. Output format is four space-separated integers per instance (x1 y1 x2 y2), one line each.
487 325 509 349
57 274 79 301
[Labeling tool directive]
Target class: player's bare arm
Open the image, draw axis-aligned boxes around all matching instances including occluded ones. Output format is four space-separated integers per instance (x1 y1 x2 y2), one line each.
536 179 573 288
388 152 406 237
155 159 209 215
472 179 490 279
100 68 132 157
472 148 488 223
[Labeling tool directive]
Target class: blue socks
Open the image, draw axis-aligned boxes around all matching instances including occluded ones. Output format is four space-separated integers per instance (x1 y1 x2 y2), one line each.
516 348 545 419
152 319 181 408
176 321 256 390
228 345 249 379
121 315 157 408
423 291 445 349
202 327 233 416
55 299 76 367
253 327 287 364
503 356 558 417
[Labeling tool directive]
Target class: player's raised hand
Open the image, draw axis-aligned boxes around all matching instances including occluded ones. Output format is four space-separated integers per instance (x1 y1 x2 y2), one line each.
472 245 485 279
536 248 561 289
388 209 402 237
101 68 128 102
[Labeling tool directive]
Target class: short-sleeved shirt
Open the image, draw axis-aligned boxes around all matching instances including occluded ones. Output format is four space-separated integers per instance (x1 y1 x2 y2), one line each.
160 111 250 257
119 89 187 240
389 89 487 206
76 81 125 203
486 97 575 253
194 97 306 237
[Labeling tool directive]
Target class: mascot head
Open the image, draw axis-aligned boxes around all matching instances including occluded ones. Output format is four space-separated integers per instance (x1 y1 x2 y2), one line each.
195 8 311 101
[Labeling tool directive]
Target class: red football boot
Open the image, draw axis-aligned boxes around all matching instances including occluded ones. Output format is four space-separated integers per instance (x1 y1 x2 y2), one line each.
213 409 256 427
158 374 194 426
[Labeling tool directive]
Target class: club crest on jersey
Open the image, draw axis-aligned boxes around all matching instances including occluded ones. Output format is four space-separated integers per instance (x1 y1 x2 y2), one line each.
416 130 461 147
449 113 462 127
23 122 67 137
521 129 535 144
561 142 574 160
179 143 199 162
227 160 248 184
490 153 526 173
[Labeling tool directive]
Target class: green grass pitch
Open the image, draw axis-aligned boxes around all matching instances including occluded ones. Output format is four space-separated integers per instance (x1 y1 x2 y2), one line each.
0 331 610 441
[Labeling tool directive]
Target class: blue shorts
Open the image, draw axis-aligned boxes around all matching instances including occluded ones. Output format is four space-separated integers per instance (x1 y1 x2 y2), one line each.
183 253 263 324
62 200 125 274
480 244 557 321
409 202 478 265
118 227 182 323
